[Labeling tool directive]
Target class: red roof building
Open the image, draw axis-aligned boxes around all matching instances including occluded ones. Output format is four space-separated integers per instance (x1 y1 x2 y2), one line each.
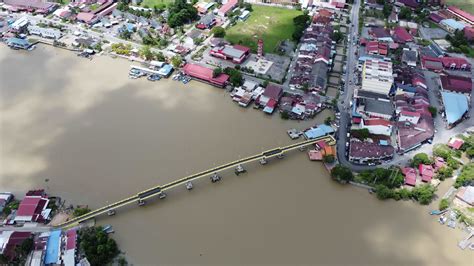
217 0 237 17
182 63 229 87
2 232 32 260
210 44 250 64
422 56 471 72
393 27 414 43
440 74 473 94
447 6 474 26
402 167 417 186
464 27 474 41
76 12 97 24
448 137 464 150
14 192 49 223
419 164 434 182
433 157 446 170
365 41 388 55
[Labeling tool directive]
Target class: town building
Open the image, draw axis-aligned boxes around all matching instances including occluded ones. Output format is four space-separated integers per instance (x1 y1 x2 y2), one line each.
356 98 394 120
182 63 229 87
441 91 469 128
397 113 434 153
360 118 393 136
0 231 32 261
27 25 61 39
303 124 334 140
3 0 57 14
257 84 283 114
365 41 388 56
360 59 393 96
439 73 473 95
401 49 417 67
13 190 50 223
6 37 31 50
348 140 395 164
392 26 414 44
446 6 474 26
440 18 466 33
210 45 250 64
421 56 471 72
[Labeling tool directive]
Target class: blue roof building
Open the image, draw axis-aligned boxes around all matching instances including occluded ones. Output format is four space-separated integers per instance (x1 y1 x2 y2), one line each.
396 83 417 93
441 91 469 125
158 64 174 77
304 124 334 139
440 19 466 33
6 37 31 50
44 230 61 265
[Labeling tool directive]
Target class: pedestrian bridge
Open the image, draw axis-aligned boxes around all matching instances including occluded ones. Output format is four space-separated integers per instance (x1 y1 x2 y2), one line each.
58 136 336 228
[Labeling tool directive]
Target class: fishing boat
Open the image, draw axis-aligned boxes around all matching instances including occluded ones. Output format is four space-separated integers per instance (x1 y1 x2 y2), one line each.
235 165 246 175
107 210 116 216
430 209 448 215
185 181 193 190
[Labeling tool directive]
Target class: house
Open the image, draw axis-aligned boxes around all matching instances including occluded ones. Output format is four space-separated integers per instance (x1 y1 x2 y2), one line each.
13 190 50 223
0 193 13 214
217 0 238 17
421 56 471 72
258 84 283 114
442 91 469 127
348 140 395 164
434 157 446 170
402 167 417 186
196 13 216 29
182 63 229 87
448 137 464 150
360 119 393 136
401 49 417 67
429 12 445 23
455 186 474 206
439 74 472 95
210 45 250 64
369 27 393 42
393 27 414 44
446 6 474 26
157 64 174 77
76 12 97 24
419 164 434 182
9 16 29 32
440 19 466 33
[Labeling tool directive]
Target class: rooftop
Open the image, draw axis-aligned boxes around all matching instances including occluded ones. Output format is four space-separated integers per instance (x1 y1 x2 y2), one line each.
349 141 394 159
440 74 472 94
441 91 469 124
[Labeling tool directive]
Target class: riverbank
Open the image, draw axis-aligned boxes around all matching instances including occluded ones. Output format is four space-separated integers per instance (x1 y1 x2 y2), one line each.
1 45 472 265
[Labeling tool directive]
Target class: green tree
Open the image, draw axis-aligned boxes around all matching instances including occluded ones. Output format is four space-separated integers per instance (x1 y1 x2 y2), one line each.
140 45 154 61
439 198 449 210
212 67 223 78
332 31 344 44
324 116 333 125
411 184 436 205
411 153 432 167
436 166 453 181
168 0 199 27
79 227 119 266
397 188 412 200
280 111 290 120
171 55 183 68
323 154 335 163
428 106 437 118
153 51 166 61
331 164 354 183
292 14 310 41
211 26 226 38
375 184 394 200
351 128 370 140
454 163 474 188
382 3 392 18
399 6 412 20
73 207 91 217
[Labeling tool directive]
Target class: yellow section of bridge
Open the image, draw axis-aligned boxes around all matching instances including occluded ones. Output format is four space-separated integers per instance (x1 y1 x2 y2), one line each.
58 136 336 228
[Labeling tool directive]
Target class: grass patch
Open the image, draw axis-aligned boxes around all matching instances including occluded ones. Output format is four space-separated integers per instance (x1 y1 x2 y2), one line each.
140 0 173 8
445 0 474 14
225 5 302 53
89 3 99 10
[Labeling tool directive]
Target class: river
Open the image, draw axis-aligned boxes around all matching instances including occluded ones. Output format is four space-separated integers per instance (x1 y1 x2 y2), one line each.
0 45 471 265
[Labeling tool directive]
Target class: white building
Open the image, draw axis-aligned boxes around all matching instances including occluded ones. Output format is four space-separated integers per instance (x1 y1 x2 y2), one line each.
361 59 393 96
399 110 420 124
28 25 62 39
360 119 393 136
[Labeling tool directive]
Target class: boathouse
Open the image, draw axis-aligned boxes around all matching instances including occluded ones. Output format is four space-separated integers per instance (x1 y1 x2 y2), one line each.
6 37 32 50
182 63 229 87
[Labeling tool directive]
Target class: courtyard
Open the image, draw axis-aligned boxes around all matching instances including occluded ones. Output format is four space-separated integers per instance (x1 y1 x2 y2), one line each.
225 5 302 54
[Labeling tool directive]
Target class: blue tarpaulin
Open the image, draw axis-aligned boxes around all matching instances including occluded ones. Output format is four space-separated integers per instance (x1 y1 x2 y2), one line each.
44 230 61 265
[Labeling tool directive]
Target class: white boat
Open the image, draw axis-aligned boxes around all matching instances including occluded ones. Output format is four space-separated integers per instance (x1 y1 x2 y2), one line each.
185 181 193 190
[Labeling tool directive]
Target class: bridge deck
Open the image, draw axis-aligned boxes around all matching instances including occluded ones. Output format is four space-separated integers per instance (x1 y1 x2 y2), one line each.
58 136 335 228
